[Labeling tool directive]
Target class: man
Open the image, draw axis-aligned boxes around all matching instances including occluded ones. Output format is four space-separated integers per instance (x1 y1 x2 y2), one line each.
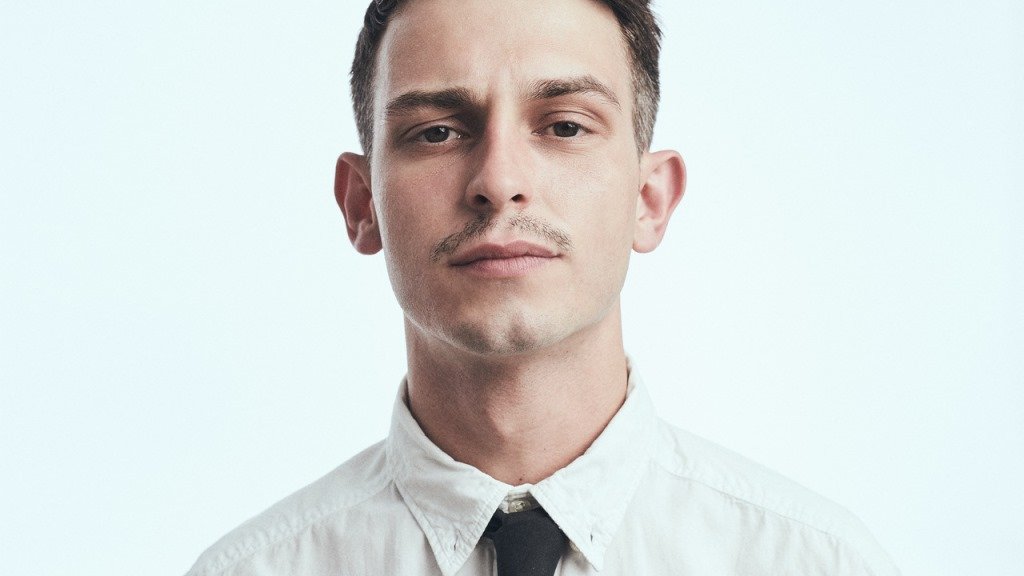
187 0 899 574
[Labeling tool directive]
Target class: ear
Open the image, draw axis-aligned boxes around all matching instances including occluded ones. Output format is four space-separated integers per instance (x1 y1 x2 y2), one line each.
335 152 382 255
633 150 686 253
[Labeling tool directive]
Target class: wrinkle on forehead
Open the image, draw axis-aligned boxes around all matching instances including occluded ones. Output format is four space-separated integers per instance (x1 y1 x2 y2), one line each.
374 0 632 114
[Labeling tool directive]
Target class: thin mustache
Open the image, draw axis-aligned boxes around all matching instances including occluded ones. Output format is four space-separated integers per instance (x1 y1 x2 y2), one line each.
430 213 573 262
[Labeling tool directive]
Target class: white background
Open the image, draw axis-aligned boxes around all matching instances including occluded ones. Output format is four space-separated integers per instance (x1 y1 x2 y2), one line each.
1 1 1020 574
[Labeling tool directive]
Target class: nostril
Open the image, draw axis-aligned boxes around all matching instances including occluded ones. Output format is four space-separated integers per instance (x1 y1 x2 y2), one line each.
473 194 490 206
511 193 525 202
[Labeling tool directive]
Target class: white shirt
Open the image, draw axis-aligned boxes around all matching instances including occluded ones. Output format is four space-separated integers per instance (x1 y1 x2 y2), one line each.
186 368 900 575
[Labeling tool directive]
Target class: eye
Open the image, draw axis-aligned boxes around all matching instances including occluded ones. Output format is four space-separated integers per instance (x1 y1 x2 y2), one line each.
550 121 582 138
417 125 460 144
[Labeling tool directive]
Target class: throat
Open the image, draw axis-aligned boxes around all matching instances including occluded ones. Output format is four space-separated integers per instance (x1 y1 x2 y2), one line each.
405 345 629 485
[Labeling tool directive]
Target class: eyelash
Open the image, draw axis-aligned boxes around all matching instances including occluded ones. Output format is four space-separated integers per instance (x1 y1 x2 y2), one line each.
411 119 590 145
414 125 464 144
538 120 587 138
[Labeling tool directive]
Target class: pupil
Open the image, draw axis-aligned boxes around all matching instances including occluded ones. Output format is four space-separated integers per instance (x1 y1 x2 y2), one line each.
425 126 449 143
554 122 579 137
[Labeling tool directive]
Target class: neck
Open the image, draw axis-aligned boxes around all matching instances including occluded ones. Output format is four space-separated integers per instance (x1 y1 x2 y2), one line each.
404 307 628 486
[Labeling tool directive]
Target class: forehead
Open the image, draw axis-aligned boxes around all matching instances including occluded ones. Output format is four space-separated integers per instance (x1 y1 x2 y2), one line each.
375 0 632 107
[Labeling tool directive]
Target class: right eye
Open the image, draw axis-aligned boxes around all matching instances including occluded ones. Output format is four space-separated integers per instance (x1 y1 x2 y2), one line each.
417 125 461 144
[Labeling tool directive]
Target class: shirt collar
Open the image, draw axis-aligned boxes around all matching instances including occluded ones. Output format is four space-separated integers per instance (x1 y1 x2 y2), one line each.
386 362 657 575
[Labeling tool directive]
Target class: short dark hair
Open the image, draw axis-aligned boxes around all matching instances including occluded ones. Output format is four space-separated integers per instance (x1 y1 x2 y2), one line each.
350 0 662 156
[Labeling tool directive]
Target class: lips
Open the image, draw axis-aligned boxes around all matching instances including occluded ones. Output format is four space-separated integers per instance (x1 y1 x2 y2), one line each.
449 240 559 267
448 240 560 278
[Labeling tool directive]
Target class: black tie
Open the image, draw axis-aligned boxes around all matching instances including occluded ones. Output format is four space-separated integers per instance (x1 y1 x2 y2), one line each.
482 506 568 576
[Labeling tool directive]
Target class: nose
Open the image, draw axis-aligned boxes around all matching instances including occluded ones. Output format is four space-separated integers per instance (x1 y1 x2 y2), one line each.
463 127 533 212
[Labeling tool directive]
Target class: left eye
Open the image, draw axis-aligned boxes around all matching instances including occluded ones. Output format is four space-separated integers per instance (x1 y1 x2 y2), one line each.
550 121 582 138
417 126 460 143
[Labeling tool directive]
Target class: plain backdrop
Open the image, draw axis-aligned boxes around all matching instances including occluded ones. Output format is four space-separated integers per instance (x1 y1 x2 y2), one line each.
1 1 1020 574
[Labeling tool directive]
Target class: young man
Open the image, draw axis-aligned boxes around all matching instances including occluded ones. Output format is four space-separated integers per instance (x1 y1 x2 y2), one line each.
187 0 899 574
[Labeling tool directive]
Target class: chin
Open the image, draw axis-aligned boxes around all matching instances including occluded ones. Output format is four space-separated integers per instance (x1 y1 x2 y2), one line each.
446 313 561 357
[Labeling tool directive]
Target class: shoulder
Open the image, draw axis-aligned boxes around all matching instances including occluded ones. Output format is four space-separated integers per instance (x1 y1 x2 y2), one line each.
185 440 393 576
650 422 900 575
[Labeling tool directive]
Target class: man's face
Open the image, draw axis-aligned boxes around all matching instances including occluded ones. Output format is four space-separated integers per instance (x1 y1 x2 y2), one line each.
368 0 646 356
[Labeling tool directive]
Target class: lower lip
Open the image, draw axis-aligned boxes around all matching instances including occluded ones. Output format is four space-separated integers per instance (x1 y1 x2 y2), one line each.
454 255 556 278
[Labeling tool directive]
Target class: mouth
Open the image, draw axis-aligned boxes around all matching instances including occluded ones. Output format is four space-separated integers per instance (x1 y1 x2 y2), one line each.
449 240 560 277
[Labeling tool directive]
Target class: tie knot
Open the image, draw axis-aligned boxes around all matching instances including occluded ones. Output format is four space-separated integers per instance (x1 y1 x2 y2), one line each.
483 506 568 576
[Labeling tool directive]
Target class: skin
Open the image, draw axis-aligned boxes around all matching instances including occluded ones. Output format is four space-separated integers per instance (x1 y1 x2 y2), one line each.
335 0 685 485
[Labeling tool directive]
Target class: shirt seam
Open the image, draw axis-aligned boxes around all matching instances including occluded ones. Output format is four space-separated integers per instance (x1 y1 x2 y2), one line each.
652 458 879 576
196 479 393 576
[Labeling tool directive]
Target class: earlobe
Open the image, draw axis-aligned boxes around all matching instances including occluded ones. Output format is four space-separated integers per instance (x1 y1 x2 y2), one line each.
335 152 383 255
633 150 686 253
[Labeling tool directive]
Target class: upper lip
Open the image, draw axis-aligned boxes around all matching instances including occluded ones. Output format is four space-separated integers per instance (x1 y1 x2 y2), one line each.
449 240 560 266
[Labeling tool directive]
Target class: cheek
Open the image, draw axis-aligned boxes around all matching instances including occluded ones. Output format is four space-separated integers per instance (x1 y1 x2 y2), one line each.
545 154 638 248
376 164 462 258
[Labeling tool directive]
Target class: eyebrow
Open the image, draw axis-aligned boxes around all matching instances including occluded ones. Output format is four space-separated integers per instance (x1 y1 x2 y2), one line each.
527 75 621 110
385 87 475 117
384 75 621 119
